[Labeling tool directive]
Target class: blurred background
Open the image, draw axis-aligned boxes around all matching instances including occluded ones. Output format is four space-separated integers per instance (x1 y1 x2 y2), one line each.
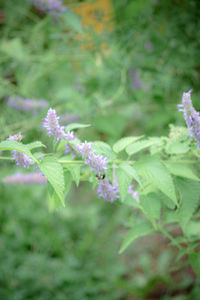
0 0 200 299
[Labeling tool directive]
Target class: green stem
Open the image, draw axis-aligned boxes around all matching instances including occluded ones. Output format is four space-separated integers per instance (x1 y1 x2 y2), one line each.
59 160 83 164
0 156 12 160
159 227 182 250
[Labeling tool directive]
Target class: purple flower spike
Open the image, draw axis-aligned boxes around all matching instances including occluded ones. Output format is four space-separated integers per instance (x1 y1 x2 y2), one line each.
12 152 34 169
43 108 66 142
28 0 66 15
178 90 200 147
7 134 34 169
2 172 47 185
97 179 120 203
76 141 108 175
76 141 94 159
7 95 48 113
86 151 109 175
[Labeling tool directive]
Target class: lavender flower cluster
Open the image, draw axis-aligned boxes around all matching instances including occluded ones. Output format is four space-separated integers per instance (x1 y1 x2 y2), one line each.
28 0 66 15
6 108 138 202
7 134 34 169
43 108 77 155
178 90 200 147
7 95 48 113
42 108 139 203
2 172 47 185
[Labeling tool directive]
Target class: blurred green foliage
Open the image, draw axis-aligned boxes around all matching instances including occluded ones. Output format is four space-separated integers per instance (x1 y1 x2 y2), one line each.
1 0 200 299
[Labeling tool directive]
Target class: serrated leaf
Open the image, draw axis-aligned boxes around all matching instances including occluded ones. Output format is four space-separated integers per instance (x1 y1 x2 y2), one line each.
0 140 36 161
26 141 46 150
165 162 199 181
48 183 62 211
39 156 65 206
65 123 90 132
140 193 161 226
135 156 177 205
119 163 141 185
113 136 143 153
93 141 116 160
126 139 161 155
65 164 80 187
119 222 153 254
116 167 132 202
176 178 200 231
160 192 176 210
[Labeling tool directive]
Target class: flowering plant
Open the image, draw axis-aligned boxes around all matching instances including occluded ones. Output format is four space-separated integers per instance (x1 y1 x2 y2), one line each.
1 90 200 277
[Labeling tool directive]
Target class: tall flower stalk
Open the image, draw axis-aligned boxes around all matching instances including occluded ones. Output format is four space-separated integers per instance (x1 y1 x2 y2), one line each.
178 90 200 147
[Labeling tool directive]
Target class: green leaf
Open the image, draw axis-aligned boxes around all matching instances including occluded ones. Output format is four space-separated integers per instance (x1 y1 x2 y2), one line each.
176 178 200 231
0 140 36 161
65 123 90 132
26 141 46 150
93 141 116 160
115 167 132 202
135 156 177 205
189 253 200 278
126 139 161 155
185 221 200 238
119 222 153 254
140 193 161 226
64 172 72 199
119 163 141 185
39 156 65 206
165 162 199 181
113 136 143 153
48 183 62 211
65 164 80 187
166 141 190 154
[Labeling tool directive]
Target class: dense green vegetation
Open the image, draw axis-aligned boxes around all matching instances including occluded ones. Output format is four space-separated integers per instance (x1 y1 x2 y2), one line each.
0 1 200 299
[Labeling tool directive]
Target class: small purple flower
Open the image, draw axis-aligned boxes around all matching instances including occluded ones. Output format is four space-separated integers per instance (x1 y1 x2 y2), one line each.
76 142 94 159
97 179 120 203
43 108 66 142
86 151 109 175
7 96 48 113
2 172 47 185
178 90 200 147
28 0 66 14
7 134 34 169
129 67 142 90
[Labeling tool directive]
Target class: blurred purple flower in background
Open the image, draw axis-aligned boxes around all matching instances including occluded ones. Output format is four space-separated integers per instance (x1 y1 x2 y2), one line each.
43 108 66 142
7 133 34 169
129 67 142 90
28 0 66 14
178 90 200 147
2 172 47 185
144 41 154 52
97 179 120 203
7 95 48 113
